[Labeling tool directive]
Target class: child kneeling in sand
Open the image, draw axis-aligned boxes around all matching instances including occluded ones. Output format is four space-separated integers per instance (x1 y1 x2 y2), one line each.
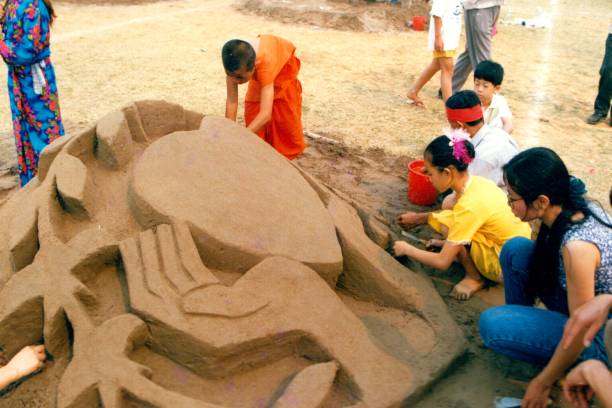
395 133 531 300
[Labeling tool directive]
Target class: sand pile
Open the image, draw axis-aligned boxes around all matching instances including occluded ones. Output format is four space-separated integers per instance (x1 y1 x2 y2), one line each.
237 0 430 32
0 101 463 407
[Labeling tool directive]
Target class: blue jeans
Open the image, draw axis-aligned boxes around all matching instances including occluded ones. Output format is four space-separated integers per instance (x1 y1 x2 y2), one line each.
479 237 609 366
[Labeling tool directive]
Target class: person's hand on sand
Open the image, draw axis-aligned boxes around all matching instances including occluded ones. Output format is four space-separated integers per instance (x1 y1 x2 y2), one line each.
522 376 552 408
5 345 46 380
562 294 612 349
393 240 416 258
562 360 605 408
397 211 428 230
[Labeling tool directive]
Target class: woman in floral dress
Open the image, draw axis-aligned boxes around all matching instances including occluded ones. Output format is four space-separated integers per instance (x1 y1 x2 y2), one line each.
1 0 63 186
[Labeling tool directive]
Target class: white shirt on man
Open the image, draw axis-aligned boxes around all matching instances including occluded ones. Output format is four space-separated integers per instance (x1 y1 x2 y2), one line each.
469 124 519 187
428 0 463 51
462 0 504 10
483 93 512 131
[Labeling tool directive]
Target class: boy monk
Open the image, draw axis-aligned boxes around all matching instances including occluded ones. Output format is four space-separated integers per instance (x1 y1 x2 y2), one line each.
222 36 305 160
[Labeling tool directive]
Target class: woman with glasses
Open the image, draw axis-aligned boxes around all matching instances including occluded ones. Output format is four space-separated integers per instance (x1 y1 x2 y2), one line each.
479 147 612 408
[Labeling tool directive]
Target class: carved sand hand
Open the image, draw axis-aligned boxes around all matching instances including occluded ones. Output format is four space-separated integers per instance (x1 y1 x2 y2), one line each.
120 222 269 320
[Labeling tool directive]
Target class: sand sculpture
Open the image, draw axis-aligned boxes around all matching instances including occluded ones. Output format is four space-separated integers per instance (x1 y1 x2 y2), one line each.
0 100 464 407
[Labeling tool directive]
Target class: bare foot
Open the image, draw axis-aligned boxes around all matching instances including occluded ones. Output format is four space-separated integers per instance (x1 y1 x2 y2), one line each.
450 276 484 301
406 89 425 108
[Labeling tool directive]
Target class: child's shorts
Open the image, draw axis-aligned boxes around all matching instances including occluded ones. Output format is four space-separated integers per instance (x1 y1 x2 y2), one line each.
433 50 456 58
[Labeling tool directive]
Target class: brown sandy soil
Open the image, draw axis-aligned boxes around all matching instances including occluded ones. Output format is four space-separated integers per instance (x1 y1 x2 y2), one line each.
297 137 578 407
0 108 463 408
0 0 609 204
237 0 430 32
0 0 610 406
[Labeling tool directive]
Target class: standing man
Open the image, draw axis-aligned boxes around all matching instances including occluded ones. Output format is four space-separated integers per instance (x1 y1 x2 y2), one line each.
451 0 503 94
586 25 612 126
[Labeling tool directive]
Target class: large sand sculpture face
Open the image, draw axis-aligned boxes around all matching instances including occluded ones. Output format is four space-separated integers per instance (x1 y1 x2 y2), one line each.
0 101 464 407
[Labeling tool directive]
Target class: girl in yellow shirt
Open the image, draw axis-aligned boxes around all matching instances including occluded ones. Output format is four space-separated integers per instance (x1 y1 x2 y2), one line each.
395 134 531 300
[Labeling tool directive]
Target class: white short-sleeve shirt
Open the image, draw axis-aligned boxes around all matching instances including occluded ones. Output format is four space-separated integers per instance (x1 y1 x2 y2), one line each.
462 0 504 10
469 124 519 187
483 93 512 130
428 0 463 51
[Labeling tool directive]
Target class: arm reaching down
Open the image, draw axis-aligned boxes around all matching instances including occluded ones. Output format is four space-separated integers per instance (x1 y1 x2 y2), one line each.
562 294 612 349
502 116 514 134
0 345 46 390
563 359 612 408
225 76 239 122
246 83 274 134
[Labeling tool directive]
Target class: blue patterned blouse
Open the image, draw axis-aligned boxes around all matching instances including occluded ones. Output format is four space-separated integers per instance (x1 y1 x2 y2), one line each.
559 205 612 295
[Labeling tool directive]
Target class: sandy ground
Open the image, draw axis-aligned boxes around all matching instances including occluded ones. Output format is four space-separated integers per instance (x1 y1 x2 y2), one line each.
237 0 430 32
0 0 610 406
297 139 549 408
0 0 611 204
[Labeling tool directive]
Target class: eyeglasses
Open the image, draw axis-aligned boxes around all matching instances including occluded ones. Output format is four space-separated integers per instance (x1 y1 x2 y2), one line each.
507 196 524 207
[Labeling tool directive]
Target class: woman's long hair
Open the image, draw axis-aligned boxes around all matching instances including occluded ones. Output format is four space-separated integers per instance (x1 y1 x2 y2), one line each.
503 147 611 296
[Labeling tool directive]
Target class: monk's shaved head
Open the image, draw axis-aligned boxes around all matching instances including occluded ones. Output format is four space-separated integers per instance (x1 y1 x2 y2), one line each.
222 39 256 73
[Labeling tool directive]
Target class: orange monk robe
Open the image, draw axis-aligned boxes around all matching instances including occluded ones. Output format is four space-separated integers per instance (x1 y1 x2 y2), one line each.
245 35 305 160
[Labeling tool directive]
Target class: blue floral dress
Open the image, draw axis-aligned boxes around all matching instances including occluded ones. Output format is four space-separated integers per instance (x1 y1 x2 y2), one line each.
1 0 64 186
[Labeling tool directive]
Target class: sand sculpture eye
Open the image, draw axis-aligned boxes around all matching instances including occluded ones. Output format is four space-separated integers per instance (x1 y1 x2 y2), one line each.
0 101 463 407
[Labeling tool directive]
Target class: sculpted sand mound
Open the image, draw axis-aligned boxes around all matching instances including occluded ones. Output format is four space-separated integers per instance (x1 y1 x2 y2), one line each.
0 100 464 407
131 117 342 284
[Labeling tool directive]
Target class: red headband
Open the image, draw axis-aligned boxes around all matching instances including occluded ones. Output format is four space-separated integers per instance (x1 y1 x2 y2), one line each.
446 105 483 123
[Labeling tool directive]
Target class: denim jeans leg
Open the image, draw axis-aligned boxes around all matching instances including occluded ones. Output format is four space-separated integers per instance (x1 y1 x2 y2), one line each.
480 305 610 366
500 237 536 305
579 328 610 366
480 305 568 365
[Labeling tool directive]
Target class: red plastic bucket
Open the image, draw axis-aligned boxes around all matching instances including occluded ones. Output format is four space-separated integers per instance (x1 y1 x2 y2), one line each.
412 15 426 31
407 159 437 206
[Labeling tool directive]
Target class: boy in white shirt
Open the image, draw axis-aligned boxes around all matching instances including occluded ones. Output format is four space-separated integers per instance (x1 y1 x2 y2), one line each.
474 60 514 133
445 90 519 188
407 0 463 106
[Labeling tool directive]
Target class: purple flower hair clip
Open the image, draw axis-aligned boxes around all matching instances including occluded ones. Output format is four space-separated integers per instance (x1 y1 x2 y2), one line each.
446 128 473 166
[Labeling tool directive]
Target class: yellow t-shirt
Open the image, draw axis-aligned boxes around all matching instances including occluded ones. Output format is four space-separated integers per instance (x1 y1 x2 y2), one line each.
428 176 531 281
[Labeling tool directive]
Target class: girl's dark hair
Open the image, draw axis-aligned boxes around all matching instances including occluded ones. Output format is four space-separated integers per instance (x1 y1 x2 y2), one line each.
41 0 56 25
503 147 611 297
424 135 475 172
